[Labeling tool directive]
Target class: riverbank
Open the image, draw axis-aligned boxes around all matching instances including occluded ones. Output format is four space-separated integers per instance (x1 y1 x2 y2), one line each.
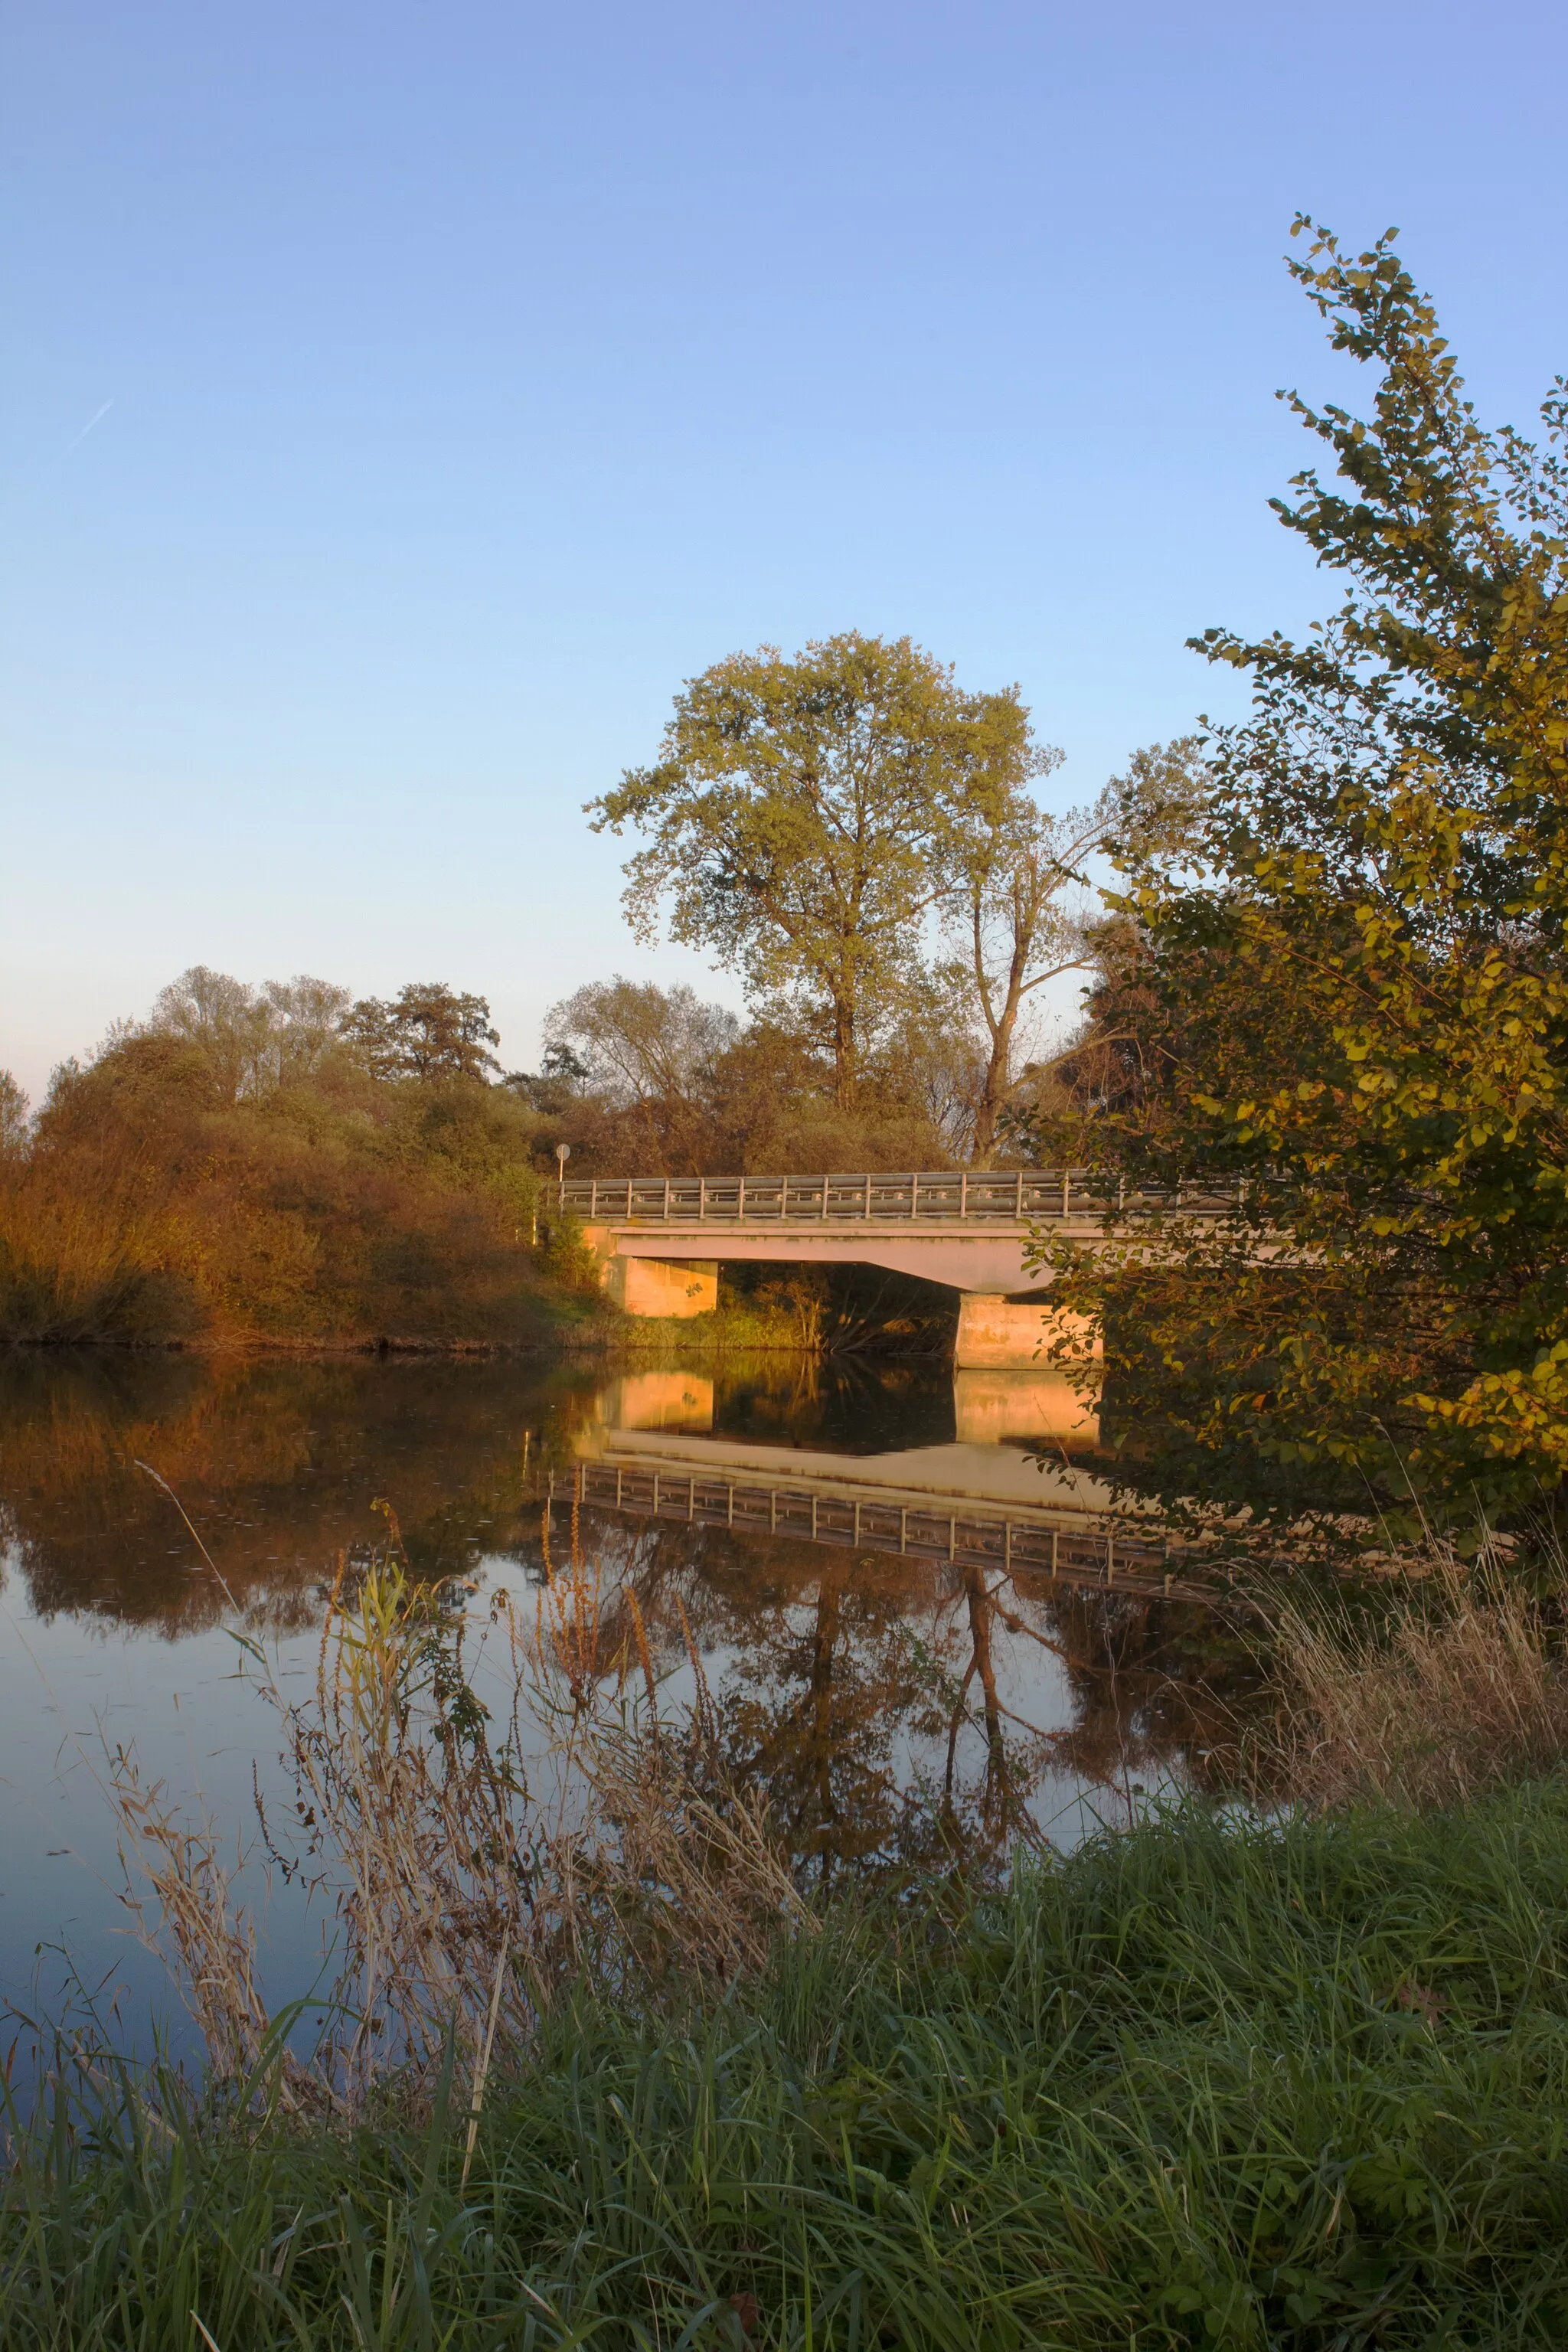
8 1779 1568 2348
0 1292 949 1364
0 1300 819 1360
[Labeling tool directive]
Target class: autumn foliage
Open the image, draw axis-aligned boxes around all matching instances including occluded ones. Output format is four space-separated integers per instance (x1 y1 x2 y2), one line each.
1031 223 1568 1525
0 978 599 1348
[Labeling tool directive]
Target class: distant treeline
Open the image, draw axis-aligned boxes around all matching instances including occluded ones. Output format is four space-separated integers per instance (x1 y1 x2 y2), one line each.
0 962 1048 1349
0 975 599 1348
518 975 1012 1177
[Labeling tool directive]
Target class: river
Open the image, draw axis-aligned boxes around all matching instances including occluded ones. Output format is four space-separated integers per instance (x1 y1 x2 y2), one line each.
0 1348 1257 2042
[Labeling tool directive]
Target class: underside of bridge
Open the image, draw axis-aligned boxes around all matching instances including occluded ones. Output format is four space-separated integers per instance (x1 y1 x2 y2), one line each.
582 1222 1099 1370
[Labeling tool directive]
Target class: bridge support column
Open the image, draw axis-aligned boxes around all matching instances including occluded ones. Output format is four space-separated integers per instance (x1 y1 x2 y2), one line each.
605 1254 719 1318
955 1292 1102 1372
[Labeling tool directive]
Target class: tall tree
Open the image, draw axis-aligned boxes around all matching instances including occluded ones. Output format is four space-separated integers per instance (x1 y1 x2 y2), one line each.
256 976 354 1086
144 967 352 1099
538 978 740 1170
0 1070 29 1157
943 738 1210 1165
146 966 271 1102
941 781 1096 1166
1051 221 1568 1521
345 984 501 1083
543 978 739 1111
589 633 1035 1108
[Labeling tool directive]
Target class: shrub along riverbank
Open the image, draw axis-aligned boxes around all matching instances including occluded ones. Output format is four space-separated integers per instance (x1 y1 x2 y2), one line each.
7 1781 1568 2347
0 1031 606 1348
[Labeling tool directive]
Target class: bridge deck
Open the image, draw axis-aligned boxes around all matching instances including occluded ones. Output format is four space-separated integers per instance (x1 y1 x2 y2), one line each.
558 1169 1241 1227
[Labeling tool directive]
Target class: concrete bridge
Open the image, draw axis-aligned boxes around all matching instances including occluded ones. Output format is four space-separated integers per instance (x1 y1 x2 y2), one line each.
559 1169 1240 1367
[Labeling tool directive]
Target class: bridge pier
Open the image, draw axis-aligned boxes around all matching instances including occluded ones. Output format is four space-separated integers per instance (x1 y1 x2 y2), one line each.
955 1292 1102 1374
602 1250 719 1318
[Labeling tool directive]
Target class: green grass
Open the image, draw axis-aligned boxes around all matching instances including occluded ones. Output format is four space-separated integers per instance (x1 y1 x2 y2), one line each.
8 1782 1568 2348
602 1302 815 1358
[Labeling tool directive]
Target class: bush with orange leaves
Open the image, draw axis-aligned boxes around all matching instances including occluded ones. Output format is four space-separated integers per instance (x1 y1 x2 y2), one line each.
4 1029 603 1346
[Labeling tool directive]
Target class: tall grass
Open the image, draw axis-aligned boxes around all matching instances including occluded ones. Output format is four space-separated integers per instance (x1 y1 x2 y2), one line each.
1262 1544 1568 1809
6 1782 1568 2347
102 1504 815 2122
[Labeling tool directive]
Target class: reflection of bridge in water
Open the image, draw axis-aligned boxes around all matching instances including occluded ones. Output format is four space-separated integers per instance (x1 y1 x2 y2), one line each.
556 1368 1216 1602
560 1169 1243 1366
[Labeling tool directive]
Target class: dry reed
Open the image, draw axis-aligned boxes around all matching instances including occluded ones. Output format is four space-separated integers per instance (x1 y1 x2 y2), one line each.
106 1749 279 2094
1262 1543 1568 1809
107 1498 812 2118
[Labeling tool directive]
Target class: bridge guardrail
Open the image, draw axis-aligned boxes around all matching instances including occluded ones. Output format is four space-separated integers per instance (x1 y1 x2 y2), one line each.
550 1465 1210 1595
555 1170 1245 1225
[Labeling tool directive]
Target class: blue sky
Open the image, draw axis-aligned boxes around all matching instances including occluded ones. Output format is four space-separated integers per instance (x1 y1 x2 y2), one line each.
3 0 1564 1099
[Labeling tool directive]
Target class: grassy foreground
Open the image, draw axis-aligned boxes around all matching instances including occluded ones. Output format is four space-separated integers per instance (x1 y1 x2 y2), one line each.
7 1782 1568 2350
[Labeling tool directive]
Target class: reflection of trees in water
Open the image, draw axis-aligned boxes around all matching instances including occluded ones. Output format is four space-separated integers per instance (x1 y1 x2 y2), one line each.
561 1511 1262 1881
717 1560 940 1878
0 1353 603 1631
1034 1582 1261 1797
940 1558 1047 1857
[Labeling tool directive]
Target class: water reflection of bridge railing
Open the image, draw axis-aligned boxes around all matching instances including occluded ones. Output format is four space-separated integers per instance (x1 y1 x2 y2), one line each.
557 1171 1246 1225
550 1462 1222 1605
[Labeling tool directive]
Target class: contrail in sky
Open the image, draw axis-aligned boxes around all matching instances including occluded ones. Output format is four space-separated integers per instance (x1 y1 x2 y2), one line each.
64 399 114 453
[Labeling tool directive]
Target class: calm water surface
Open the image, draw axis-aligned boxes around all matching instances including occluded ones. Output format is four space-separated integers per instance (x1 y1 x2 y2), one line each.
0 1351 1256 2034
